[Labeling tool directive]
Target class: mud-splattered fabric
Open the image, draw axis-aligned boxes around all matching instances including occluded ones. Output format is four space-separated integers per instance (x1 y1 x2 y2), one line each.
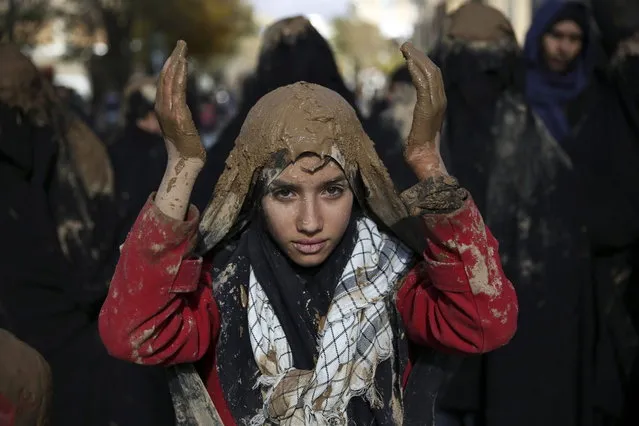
99 189 518 425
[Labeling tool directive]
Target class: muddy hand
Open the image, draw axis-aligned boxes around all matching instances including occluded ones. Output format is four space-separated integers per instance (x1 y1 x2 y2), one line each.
155 40 205 163
400 42 447 177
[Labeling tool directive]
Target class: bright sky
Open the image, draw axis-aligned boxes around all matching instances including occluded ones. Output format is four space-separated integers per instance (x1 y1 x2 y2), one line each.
249 0 350 20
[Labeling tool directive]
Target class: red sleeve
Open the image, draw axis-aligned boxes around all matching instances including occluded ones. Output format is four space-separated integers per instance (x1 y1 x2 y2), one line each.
98 196 218 366
396 197 518 354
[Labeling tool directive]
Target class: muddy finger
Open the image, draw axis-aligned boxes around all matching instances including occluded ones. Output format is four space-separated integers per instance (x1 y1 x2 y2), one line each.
164 54 180 112
174 58 188 113
155 55 172 115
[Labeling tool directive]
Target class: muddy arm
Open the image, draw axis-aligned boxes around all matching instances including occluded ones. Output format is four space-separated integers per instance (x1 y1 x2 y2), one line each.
154 41 206 221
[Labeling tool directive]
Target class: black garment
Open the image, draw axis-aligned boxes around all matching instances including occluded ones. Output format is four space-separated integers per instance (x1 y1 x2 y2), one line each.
591 0 639 55
0 104 174 426
246 214 358 369
565 64 639 424
473 57 639 426
433 41 521 214
482 93 594 426
109 124 167 244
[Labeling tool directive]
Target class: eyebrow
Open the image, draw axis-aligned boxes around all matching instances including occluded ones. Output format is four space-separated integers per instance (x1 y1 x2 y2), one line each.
269 176 348 190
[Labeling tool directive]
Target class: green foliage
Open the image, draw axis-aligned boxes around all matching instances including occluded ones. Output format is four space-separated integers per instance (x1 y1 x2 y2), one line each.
331 17 404 73
133 0 255 58
0 0 49 44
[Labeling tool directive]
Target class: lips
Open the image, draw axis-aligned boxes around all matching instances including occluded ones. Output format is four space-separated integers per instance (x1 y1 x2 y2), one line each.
292 240 327 255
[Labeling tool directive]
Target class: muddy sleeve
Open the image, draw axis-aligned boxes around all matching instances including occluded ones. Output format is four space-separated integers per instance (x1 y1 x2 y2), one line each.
99 195 217 365
395 197 518 354
400 175 468 215
0 329 51 426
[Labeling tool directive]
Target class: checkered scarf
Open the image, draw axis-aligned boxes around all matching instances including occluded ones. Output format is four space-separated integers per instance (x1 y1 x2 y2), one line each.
247 217 414 425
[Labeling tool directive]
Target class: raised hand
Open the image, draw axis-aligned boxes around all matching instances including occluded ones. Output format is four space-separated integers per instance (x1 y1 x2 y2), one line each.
400 42 448 178
154 41 205 221
156 40 205 163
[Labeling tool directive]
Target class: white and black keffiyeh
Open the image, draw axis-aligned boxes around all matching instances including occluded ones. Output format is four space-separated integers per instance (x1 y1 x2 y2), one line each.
247 217 413 425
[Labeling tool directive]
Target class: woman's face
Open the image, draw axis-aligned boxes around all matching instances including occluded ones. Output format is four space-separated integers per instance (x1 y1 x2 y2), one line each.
261 155 354 267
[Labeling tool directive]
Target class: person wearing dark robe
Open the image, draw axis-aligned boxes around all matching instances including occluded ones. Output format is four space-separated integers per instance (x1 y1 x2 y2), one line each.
526 2 639 424
493 1 639 424
427 5 524 426
431 2 522 215
109 76 168 245
600 30 639 425
425 4 584 426
98 40 518 425
0 44 175 426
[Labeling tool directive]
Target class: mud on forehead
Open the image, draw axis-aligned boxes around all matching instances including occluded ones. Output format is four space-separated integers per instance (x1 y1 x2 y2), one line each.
260 151 347 188
233 83 363 172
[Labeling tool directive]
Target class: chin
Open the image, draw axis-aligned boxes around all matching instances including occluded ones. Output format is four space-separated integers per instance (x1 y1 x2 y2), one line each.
289 252 330 268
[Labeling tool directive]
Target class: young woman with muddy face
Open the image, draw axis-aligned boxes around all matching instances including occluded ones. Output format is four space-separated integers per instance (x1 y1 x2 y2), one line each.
99 40 518 425
261 155 354 267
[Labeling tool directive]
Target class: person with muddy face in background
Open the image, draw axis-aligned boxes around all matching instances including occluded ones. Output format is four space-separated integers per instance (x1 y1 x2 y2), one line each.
98 40 518 425
0 44 175 426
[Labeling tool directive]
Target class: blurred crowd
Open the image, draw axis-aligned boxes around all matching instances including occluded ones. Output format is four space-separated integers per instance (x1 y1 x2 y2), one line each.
1 0 638 425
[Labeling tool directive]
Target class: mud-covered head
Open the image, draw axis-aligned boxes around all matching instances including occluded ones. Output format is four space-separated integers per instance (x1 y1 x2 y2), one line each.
199 82 408 252
0 43 57 126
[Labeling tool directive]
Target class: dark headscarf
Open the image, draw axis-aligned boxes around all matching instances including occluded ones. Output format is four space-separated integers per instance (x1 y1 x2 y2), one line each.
524 1 593 144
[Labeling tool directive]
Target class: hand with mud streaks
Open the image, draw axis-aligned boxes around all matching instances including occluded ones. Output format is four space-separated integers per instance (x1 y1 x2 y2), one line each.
156 40 206 164
400 42 449 179
154 41 205 221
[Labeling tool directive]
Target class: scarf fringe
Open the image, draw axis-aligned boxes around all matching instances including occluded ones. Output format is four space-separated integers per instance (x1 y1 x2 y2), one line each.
249 413 266 426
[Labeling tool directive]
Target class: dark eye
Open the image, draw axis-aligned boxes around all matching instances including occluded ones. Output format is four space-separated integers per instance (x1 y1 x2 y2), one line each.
324 185 344 198
272 188 295 200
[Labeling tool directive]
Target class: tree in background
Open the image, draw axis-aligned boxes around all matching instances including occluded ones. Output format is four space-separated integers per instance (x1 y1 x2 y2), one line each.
332 17 404 76
1 0 253 107
331 16 404 109
70 0 253 110
0 0 49 44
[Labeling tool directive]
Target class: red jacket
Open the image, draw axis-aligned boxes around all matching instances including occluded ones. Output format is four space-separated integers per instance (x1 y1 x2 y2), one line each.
99 197 517 425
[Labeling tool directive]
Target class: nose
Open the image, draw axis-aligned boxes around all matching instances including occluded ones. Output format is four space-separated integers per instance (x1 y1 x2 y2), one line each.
296 196 323 235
